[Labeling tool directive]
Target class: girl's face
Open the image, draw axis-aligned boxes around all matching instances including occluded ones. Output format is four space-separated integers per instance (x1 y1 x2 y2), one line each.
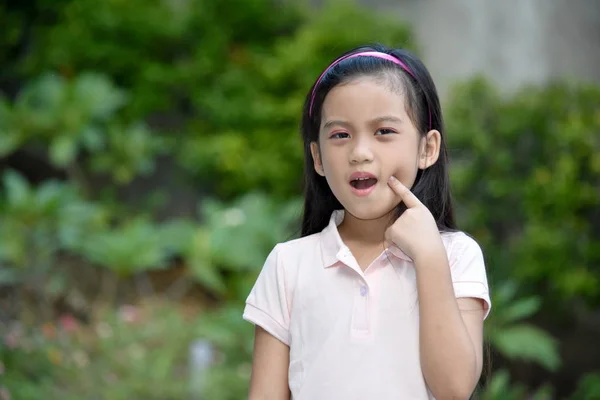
310 77 441 221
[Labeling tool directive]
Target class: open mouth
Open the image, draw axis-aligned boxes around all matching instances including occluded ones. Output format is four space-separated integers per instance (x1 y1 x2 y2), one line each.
350 177 378 190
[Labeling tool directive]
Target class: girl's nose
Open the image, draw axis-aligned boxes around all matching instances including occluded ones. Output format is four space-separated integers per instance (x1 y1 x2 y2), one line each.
349 139 374 164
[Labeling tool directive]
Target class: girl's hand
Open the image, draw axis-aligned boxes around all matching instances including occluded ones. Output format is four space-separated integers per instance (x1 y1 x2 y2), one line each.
385 175 444 262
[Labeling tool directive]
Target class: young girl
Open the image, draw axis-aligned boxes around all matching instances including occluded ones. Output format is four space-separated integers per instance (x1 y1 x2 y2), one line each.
243 44 491 400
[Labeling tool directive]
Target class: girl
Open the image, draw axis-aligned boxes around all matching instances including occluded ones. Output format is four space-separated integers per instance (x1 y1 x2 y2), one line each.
243 44 491 400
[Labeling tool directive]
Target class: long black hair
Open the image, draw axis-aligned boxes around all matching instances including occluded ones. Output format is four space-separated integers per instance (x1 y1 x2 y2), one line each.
299 44 456 237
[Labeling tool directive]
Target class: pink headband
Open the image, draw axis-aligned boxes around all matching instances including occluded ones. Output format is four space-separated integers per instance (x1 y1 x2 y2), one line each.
308 51 431 129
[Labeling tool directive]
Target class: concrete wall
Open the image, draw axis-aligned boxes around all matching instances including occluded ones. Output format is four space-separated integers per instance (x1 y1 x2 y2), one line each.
357 0 600 99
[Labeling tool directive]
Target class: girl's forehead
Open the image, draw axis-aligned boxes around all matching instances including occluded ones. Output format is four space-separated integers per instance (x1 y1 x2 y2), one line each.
321 77 409 121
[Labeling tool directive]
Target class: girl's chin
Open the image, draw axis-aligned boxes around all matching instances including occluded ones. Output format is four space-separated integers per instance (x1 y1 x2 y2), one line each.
342 205 399 222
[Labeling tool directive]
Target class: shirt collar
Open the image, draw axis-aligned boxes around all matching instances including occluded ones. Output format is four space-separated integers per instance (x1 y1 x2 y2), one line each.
319 209 412 268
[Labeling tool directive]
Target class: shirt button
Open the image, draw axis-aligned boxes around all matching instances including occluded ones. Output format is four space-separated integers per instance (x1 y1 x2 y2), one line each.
360 286 368 296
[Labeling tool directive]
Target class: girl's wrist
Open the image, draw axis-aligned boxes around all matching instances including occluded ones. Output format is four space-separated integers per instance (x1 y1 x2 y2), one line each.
412 238 446 267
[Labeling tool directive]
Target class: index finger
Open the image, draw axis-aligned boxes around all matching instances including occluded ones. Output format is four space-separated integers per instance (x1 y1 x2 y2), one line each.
388 176 421 208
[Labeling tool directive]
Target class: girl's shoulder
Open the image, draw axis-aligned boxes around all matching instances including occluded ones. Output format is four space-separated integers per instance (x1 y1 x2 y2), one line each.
441 229 482 246
440 230 485 261
440 230 491 318
254 233 324 298
269 231 324 264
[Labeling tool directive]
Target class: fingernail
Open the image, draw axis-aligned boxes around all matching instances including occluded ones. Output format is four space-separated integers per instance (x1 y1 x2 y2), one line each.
388 176 397 183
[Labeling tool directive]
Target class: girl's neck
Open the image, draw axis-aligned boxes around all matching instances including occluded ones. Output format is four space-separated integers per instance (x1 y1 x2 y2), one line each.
337 210 394 247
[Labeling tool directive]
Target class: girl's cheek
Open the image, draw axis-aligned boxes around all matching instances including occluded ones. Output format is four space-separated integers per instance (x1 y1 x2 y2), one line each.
388 167 418 187
389 166 405 178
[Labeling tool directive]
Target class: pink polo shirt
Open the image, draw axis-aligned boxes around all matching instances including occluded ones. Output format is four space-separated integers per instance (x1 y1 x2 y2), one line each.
243 210 491 399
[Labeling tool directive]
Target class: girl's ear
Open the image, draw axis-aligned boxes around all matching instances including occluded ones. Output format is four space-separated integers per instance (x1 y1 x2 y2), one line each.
310 141 326 176
419 130 441 169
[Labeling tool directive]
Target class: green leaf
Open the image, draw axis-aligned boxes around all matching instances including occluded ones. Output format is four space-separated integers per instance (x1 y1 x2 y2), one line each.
81 219 169 276
494 281 518 304
35 181 66 212
159 219 197 257
189 261 226 294
186 229 226 294
530 384 554 400
491 324 561 371
49 135 78 166
501 296 541 323
0 222 27 266
44 274 67 297
73 72 128 120
204 193 300 272
58 200 107 251
570 372 600 400
89 122 160 184
3 170 31 206
0 267 20 284
80 126 105 151
485 369 511 399
0 131 22 156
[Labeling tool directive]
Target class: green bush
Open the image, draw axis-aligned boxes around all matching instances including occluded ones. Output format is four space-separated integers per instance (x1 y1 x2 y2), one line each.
0 1 415 397
445 79 600 394
0 302 255 400
0 0 412 290
479 369 553 400
1 0 599 397
484 281 560 372
447 78 600 305
4 0 413 199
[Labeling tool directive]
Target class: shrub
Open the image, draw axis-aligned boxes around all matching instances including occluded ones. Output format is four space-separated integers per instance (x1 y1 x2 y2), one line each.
447 78 600 306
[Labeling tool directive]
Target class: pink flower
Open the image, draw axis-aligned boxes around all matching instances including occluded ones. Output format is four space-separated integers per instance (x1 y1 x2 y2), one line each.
118 305 140 324
3 323 23 349
59 314 79 334
3 332 19 349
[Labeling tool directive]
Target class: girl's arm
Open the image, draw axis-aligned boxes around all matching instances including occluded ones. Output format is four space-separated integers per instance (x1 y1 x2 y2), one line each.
415 248 485 400
249 326 291 400
385 176 488 400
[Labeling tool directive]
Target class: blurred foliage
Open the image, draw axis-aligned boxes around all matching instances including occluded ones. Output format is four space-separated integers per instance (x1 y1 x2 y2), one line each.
485 281 560 372
2 0 413 199
0 170 108 309
1 72 164 184
447 78 600 397
0 302 255 400
0 0 599 398
448 78 600 305
198 193 302 299
480 369 554 400
570 372 600 400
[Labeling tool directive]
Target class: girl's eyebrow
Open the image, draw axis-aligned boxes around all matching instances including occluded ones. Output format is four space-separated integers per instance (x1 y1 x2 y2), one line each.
369 115 403 125
322 119 352 130
322 115 403 130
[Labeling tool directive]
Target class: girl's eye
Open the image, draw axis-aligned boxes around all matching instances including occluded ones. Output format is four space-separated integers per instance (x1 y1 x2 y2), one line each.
329 132 350 139
375 128 397 135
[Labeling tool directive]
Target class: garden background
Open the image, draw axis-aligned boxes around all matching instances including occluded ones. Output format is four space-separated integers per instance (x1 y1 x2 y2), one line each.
0 0 599 399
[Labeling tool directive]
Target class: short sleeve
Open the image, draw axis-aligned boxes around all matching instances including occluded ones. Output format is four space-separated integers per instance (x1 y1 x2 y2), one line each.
448 234 492 320
243 244 291 345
